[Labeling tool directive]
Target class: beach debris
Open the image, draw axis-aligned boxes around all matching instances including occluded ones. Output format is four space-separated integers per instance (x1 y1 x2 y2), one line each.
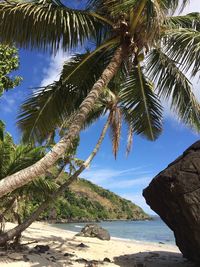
23 255 30 262
77 242 89 248
75 258 102 266
103 257 111 262
32 244 50 254
76 224 110 240
143 140 200 262
64 252 74 257
75 258 88 263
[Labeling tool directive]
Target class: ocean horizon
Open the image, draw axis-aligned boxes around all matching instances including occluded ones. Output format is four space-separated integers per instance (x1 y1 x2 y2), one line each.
52 216 175 245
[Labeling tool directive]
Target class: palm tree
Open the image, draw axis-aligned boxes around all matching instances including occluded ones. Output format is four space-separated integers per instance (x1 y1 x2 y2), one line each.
0 121 59 244
0 0 200 197
0 86 135 245
0 112 111 246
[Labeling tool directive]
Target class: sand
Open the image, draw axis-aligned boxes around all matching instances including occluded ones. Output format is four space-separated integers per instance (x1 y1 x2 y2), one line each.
0 222 197 267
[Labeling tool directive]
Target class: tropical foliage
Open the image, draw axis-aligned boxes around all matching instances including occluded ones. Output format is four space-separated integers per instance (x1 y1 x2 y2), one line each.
0 121 58 231
22 177 149 222
0 0 200 197
0 44 22 96
15 0 200 145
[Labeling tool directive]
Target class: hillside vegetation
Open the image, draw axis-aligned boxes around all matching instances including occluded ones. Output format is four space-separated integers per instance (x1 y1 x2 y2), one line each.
33 176 150 222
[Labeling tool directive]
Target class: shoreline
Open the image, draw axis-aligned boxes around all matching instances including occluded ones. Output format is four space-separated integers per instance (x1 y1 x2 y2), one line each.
0 222 196 267
44 217 153 224
51 222 175 246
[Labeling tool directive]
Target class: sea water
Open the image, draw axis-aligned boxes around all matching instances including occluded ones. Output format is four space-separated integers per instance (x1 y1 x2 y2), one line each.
52 216 175 244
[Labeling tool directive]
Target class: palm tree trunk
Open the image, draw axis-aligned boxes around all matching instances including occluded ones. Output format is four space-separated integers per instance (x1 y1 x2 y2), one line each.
0 45 127 199
0 115 110 246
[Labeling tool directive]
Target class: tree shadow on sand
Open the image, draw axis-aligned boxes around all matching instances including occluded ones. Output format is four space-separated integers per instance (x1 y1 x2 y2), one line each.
0 231 102 267
114 251 198 267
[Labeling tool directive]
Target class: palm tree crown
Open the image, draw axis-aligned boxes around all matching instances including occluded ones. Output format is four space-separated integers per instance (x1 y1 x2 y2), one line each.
15 0 200 143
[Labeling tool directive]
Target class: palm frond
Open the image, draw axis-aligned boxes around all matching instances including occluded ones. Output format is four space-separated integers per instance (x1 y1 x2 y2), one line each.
109 107 122 158
163 28 200 76
18 41 119 143
0 1 109 52
167 13 200 30
25 176 59 199
0 120 5 141
126 124 134 156
6 145 45 176
120 66 163 140
0 133 15 179
147 48 200 131
159 0 189 14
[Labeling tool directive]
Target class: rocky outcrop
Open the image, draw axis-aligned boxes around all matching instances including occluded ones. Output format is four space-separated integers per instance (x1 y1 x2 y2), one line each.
76 224 110 240
143 141 200 262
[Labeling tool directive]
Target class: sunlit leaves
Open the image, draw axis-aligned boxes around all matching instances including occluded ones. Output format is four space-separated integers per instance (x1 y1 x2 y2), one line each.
163 29 200 77
0 2 108 52
18 44 118 142
168 13 200 30
0 44 22 96
120 66 163 140
147 48 200 131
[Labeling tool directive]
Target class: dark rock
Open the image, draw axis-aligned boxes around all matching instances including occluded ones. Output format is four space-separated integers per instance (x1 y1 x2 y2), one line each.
77 242 89 248
143 141 200 262
33 245 50 253
103 257 111 262
76 224 110 240
50 255 56 261
64 252 74 257
87 260 99 266
75 258 88 263
23 255 30 262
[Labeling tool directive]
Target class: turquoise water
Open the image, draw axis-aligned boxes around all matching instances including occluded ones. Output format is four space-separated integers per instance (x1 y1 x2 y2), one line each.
52 217 175 244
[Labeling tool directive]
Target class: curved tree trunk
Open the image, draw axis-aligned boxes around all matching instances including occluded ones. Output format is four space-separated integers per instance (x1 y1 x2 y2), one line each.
0 46 127 199
0 115 110 246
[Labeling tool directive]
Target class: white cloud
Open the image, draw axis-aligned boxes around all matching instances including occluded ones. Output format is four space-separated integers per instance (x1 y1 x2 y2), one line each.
81 165 155 214
40 50 71 87
82 166 153 184
1 90 25 113
108 176 152 189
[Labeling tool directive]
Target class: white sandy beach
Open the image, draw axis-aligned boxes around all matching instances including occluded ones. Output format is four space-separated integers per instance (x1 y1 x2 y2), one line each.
0 222 196 267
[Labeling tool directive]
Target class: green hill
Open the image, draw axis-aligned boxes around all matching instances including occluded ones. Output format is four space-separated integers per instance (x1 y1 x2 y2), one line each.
39 177 150 222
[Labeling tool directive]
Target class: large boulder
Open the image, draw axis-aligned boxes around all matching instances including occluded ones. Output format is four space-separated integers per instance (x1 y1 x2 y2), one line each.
76 224 110 240
143 141 200 262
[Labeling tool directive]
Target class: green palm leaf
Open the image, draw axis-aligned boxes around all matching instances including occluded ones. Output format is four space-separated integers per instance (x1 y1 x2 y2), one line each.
0 120 5 142
147 48 200 131
23 176 59 199
0 133 15 179
163 28 200 76
160 0 189 13
168 13 200 30
0 1 108 52
18 42 119 142
120 66 163 140
6 145 45 177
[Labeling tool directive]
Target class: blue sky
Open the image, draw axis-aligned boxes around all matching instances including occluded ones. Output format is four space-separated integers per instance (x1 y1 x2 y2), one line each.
1 1 200 215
